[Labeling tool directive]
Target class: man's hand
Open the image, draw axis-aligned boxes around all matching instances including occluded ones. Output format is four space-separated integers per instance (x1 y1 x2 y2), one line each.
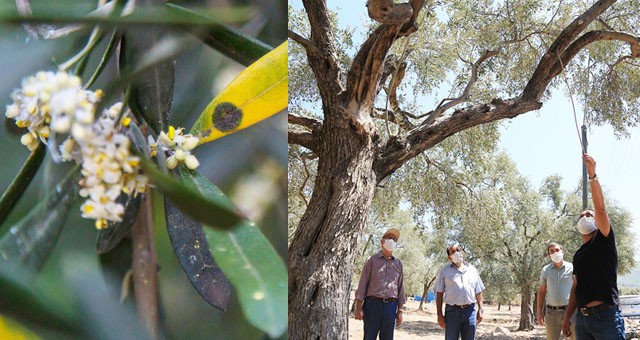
583 154 596 178
396 311 403 327
477 309 483 324
562 318 572 337
437 314 445 329
536 314 545 326
354 308 364 320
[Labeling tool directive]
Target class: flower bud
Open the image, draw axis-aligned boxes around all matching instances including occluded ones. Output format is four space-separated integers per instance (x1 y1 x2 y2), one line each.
174 149 186 161
20 133 35 146
5 104 19 118
185 154 200 169
166 155 178 170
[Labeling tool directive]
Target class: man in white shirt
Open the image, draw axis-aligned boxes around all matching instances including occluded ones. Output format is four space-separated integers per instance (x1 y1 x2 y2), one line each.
434 244 485 340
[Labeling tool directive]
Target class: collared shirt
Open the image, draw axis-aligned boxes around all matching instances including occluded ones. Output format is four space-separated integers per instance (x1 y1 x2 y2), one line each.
539 261 573 306
434 262 484 306
355 251 406 305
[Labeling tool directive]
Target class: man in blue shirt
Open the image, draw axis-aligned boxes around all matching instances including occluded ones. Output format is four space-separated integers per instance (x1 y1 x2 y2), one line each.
435 244 485 340
562 154 625 339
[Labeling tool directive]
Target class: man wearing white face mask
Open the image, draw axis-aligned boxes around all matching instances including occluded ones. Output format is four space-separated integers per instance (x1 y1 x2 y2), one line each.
434 244 485 340
562 154 625 340
536 242 575 340
354 228 406 340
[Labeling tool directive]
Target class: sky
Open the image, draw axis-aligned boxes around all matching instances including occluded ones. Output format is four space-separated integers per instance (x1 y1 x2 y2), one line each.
499 95 640 253
291 0 640 251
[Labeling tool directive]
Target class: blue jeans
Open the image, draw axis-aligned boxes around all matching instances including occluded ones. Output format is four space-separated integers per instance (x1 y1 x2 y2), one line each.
363 298 398 340
575 307 625 340
444 304 476 340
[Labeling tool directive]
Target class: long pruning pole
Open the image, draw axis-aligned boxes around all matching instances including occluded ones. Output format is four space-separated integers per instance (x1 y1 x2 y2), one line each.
582 125 588 210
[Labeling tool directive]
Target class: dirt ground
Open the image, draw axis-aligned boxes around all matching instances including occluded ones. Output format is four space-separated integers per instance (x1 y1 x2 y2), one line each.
349 297 640 339
349 298 547 340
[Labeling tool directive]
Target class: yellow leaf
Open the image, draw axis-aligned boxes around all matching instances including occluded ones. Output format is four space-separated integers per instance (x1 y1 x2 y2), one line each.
190 41 288 144
0 314 40 340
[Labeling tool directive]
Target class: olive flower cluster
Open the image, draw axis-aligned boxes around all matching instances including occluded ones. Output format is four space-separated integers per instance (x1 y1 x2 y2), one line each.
148 125 200 170
5 71 147 229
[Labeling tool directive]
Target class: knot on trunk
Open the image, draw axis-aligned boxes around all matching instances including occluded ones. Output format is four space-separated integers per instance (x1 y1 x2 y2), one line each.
367 0 413 25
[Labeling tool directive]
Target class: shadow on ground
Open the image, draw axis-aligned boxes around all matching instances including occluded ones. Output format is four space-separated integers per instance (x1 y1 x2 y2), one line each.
398 319 442 337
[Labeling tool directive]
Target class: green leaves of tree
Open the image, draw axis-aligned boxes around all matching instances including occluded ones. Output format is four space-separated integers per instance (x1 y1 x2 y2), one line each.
165 3 271 67
140 159 286 336
143 157 286 336
138 157 243 230
175 167 287 338
0 168 77 274
0 256 151 339
119 26 175 134
0 143 46 228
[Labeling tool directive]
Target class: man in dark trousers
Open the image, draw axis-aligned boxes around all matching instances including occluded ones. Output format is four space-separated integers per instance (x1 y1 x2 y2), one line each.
354 228 406 340
562 154 625 339
435 244 485 340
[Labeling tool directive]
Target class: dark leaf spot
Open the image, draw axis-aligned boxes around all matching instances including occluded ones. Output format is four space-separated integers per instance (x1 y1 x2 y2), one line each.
212 102 242 132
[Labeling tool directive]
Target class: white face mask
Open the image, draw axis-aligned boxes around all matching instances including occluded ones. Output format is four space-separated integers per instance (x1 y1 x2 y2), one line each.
577 216 597 235
450 251 463 265
550 252 564 263
383 239 396 251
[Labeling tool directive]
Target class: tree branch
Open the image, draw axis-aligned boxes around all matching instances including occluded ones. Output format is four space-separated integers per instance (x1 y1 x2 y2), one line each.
374 98 542 180
521 0 617 100
302 0 344 110
298 152 316 207
288 129 319 151
288 29 310 49
132 192 160 339
372 107 415 130
343 1 426 130
423 49 500 126
289 113 322 130
546 30 640 83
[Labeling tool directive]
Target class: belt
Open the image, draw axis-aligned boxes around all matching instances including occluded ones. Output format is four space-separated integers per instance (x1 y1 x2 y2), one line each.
546 305 567 311
579 304 615 316
448 303 474 309
366 296 397 303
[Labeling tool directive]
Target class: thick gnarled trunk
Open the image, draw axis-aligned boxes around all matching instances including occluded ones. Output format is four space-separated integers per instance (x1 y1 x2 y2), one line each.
288 115 377 339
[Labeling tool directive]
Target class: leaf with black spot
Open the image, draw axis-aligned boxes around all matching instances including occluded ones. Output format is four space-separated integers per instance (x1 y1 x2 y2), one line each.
164 196 231 311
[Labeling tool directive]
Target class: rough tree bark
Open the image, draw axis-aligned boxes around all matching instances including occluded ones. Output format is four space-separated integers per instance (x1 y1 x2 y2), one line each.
289 0 635 338
288 117 378 337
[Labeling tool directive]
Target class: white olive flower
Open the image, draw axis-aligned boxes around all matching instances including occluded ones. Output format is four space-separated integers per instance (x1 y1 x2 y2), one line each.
70 102 148 228
5 71 98 144
5 71 160 229
185 154 200 170
181 135 199 151
152 125 200 170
